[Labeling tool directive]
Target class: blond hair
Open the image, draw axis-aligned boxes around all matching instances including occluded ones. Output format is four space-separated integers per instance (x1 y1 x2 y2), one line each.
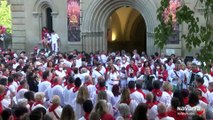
34 92 45 102
97 91 108 102
120 88 130 103
162 81 173 91
146 93 154 102
52 95 61 105
95 100 108 116
76 85 89 104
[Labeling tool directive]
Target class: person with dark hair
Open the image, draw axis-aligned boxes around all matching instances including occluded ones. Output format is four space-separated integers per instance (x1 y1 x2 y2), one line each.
167 97 187 120
60 105 75 120
112 84 121 103
79 100 93 120
132 103 148 120
181 89 189 105
30 108 43 120
195 77 208 98
38 70 52 92
195 89 208 105
24 91 35 111
63 75 75 105
126 58 138 80
186 92 206 119
2 109 13 120
27 72 39 92
173 90 185 107
191 115 205 120
128 81 145 104
14 106 28 120
0 78 8 86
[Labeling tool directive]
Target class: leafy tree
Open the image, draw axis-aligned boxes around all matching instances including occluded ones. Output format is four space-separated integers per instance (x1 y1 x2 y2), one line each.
154 0 213 67
0 0 11 33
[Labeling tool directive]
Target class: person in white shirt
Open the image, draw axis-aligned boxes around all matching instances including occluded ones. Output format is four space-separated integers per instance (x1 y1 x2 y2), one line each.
84 75 96 99
155 103 175 120
63 76 75 105
169 62 185 90
106 65 120 91
116 103 132 120
31 92 46 111
207 79 213 115
38 70 52 92
50 30 60 53
146 93 158 120
79 68 90 84
72 86 90 119
160 53 167 64
166 58 175 71
128 81 145 104
47 95 62 120
117 88 138 114
69 78 82 106
92 63 105 84
48 77 64 106
79 100 94 120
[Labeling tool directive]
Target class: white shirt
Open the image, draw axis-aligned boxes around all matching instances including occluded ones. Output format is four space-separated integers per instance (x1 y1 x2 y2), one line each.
72 99 85 119
107 71 120 85
49 85 64 106
51 33 59 44
147 105 158 120
158 91 172 107
155 116 175 120
38 81 51 92
92 89 116 106
47 106 62 120
92 70 104 84
63 86 73 105
130 91 145 104
169 69 185 85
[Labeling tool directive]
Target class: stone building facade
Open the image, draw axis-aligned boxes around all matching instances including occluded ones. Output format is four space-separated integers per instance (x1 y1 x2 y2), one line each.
10 0 207 56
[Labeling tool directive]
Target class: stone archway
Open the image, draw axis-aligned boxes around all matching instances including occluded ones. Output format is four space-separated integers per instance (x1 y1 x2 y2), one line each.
82 0 159 55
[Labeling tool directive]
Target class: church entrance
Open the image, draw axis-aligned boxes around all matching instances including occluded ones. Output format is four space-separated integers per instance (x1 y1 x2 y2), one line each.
107 7 146 53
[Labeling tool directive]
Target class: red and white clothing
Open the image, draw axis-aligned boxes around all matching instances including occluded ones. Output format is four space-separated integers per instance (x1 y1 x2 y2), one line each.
32 101 46 111
48 84 64 106
207 90 213 110
15 88 28 104
68 86 80 106
84 82 96 99
47 104 62 120
126 64 138 77
71 99 85 119
155 113 175 120
92 69 104 84
146 102 158 120
116 99 138 114
152 89 171 107
129 88 145 104
166 63 175 71
198 85 208 98
63 84 74 105
169 69 185 86
107 71 120 91
38 80 51 93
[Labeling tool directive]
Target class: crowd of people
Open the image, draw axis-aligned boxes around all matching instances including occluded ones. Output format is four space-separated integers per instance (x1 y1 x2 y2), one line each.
0 47 213 120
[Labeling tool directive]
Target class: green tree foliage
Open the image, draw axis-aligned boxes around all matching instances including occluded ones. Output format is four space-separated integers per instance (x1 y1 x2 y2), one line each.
0 0 11 33
154 0 213 67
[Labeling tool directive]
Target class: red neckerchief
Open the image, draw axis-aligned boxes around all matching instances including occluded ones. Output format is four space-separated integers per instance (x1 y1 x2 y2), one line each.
73 86 80 93
158 113 168 119
96 87 106 94
28 100 34 111
146 102 157 109
152 89 162 97
34 101 43 106
17 85 24 92
164 90 172 96
200 97 208 104
123 114 132 119
183 97 189 105
0 92 6 115
67 83 74 90
129 88 136 94
173 68 179 71
121 99 131 105
136 89 146 98
14 80 19 85
95 84 100 89
209 89 213 93
49 104 59 112
192 69 200 73
198 85 207 93
84 81 93 86
210 71 213 77
84 112 90 120
197 109 205 116
189 103 196 107
51 82 59 88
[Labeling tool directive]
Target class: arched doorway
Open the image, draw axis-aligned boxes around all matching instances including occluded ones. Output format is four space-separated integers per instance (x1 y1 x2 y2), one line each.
82 0 159 55
107 7 146 53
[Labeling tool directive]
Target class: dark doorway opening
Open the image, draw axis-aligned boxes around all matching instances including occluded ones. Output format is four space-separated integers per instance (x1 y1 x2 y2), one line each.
46 7 53 31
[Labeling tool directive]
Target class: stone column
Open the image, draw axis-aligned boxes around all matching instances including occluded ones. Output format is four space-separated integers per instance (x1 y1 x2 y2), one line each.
147 32 159 55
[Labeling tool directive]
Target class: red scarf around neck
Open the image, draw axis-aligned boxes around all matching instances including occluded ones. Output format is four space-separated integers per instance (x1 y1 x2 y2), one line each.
164 90 172 96
146 101 157 109
129 88 136 94
17 85 24 92
84 112 90 120
152 89 162 97
136 89 146 98
49 104 59 112
34 101 43 106
0 92 6 115
51 82 59 88
67 83 74 90
200 97 208 104
192 69 200 73
198 85 207 93
73 86 80 93
84 81 93 86
96 87 106 94
158 113 168 119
